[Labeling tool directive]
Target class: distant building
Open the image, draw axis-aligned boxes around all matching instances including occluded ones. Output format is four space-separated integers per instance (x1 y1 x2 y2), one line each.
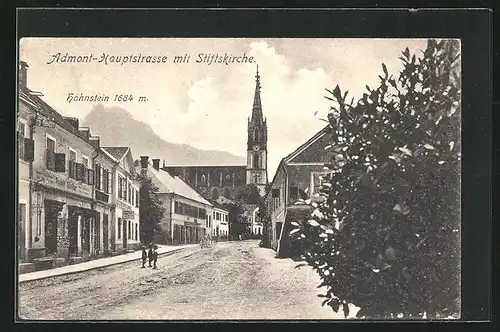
162 66 269 199
264 126 333 257
138 157 213 244
208 200 229 240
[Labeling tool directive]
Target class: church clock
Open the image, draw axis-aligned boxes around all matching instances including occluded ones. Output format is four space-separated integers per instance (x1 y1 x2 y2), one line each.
253 145 260 151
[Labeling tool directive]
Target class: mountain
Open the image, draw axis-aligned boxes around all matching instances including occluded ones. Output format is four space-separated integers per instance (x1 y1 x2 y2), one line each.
82 105 246 166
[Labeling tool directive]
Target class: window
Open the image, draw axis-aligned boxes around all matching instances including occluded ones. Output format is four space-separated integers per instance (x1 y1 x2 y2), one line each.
117 218 122 239
68 149 77 179
253 154 260 169
17 120 34 162
108 172 112 194
82 156 89 168
46 137 56 170
135 224 138 240
128 222 131 239
254 128 259 141
289 186 299 202
135 189 139 207
99 167 104 192
18 121 26 137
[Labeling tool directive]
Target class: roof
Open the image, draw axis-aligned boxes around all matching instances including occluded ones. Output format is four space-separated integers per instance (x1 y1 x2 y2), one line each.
208 199 229 212
282 125 330 163
102 147 130 162
145 166 212 206
18 87 94 145
264 125 330 201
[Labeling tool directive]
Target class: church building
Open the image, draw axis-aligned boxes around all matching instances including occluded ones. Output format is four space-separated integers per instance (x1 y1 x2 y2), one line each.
163 66 269 199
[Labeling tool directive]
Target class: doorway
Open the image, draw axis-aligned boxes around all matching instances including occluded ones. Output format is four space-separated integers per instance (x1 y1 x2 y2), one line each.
122 220 128 249
44 200 63 255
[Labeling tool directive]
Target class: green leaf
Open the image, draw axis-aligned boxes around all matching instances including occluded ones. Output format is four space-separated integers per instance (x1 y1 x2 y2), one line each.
333 85 342 100
382 63 388 77
403 47 410 59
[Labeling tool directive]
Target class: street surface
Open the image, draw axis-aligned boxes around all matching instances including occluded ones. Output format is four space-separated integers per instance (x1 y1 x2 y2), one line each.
18 240 343 320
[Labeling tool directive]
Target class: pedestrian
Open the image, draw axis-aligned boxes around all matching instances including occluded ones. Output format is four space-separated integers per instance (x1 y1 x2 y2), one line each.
152 244 159 269
148 243 154 267
141 245 147 268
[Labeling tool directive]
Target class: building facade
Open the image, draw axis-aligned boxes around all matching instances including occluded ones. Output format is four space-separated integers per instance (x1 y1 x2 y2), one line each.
101 147 141 252
17 61 141 272
264 126 334 257
163 165 246 201
140 157 212 245
210 203 229 240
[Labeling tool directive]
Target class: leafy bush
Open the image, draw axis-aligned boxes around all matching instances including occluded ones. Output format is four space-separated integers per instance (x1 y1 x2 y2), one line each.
291 39 461 319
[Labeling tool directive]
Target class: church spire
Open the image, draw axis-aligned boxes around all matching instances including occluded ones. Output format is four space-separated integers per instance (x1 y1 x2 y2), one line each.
251 64 263 124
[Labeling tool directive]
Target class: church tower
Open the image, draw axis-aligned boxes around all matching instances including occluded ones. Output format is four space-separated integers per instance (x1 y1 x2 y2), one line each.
246 65 268 195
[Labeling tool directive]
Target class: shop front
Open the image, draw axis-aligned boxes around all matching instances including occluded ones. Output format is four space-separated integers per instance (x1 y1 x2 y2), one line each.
67 205 99 259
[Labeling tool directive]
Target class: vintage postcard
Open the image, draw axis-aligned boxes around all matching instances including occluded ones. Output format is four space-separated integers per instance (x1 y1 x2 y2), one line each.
17 37 461 320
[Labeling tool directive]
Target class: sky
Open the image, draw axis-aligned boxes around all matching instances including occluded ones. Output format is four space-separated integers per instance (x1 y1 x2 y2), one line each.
19 38 428 179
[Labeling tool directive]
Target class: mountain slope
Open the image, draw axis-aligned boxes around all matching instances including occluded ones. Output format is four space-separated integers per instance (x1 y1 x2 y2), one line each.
82 105 246 165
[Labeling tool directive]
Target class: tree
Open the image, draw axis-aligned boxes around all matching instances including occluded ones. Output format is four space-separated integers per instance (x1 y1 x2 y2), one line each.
291 39 461 319
235 183 262 205
222 202 251 239
138 173 166 244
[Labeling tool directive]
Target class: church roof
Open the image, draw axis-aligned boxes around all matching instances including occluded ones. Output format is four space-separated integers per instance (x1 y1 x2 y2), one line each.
251 65 264 124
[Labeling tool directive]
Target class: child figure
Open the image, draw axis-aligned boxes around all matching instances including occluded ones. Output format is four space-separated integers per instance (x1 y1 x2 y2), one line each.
152 245 159 269
141 246 147 268
147 243 154 267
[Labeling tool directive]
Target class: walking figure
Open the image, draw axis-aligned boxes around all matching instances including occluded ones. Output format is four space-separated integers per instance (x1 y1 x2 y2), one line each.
148 243 154 267
141 245 147 268
152 244 159 269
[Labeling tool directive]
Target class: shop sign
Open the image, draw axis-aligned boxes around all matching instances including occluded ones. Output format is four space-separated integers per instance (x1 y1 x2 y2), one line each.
122 210 135 219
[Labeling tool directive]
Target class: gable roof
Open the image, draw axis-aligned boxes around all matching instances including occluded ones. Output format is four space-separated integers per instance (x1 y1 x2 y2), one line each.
102 147 130 162
283 125 330 163
144 166 212 206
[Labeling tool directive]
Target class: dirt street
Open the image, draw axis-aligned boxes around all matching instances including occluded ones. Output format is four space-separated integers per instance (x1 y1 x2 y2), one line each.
18 240 343 320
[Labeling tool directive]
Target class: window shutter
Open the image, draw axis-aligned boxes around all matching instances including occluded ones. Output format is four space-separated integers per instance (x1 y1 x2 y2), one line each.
118 177 122 199
54 153 66 172
18 133 25 160
95 165 100 190
87 169 94 185
75 163 82 181
103 169 108 193
82 166 88 183
24 138 34 162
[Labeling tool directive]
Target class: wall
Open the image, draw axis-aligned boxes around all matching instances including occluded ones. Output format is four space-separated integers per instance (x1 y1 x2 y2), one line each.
30 112 95 259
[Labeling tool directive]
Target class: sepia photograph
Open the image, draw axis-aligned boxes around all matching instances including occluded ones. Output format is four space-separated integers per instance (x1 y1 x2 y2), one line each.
17 36 461 321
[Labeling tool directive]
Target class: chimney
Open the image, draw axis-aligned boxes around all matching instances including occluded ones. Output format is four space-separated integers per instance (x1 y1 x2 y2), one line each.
64 117 80 130
152 158 160 171
19 61 29 88
89 136 100 148
140 156 149 169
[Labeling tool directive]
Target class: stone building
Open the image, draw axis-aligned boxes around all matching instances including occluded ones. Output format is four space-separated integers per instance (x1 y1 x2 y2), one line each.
139 157 213 245
264 126 333 257
101 147 141 252
17 61 141 273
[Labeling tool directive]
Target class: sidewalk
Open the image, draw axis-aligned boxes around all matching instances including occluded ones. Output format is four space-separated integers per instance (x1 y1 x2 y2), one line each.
19 244 196 283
